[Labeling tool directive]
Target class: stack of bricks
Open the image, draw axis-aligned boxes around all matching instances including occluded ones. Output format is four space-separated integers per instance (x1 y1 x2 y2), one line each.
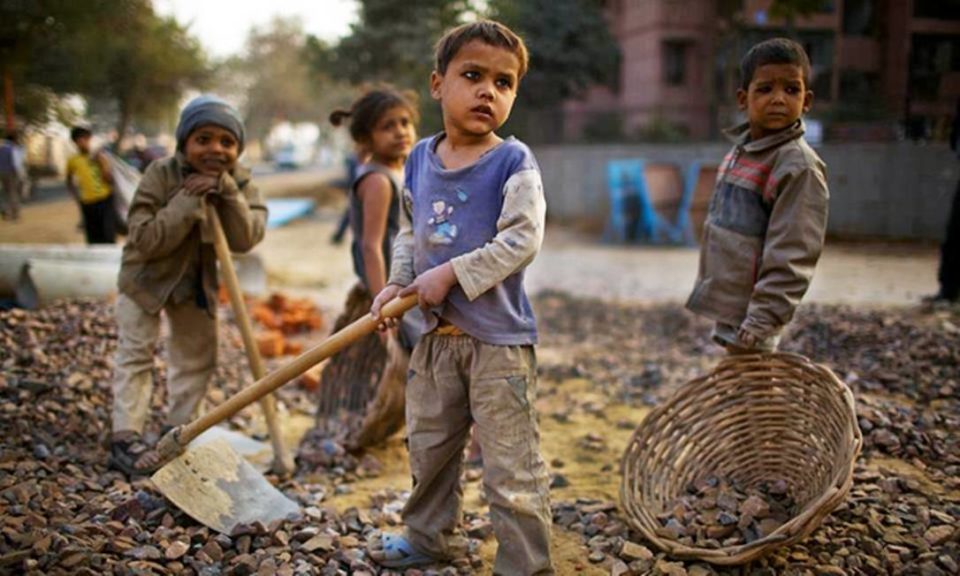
228 291 324 359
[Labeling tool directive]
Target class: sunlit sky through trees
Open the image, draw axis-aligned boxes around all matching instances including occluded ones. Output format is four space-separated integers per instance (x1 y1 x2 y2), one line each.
156 0 358 58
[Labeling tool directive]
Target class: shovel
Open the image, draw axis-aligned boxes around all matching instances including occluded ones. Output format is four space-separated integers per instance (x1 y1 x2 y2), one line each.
205 202 293 477
151 286 418 533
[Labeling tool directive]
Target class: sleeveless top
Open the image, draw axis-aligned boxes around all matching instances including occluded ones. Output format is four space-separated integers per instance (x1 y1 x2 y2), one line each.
348 162 402 290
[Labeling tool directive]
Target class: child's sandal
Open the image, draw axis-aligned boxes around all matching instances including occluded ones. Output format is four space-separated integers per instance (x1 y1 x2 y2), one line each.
368 533 435 568
108 432 162 477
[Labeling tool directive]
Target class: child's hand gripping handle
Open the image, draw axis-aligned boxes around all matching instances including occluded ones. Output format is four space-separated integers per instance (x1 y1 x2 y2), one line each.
155 293 419 464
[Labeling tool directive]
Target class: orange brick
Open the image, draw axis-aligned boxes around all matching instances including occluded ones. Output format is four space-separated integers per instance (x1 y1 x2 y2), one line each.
268 293 287 312
299 364 322 392
256 330 285 358
252 304 281 330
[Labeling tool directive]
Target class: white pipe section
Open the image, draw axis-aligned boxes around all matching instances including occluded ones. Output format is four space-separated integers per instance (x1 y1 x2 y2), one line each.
2 244 266 307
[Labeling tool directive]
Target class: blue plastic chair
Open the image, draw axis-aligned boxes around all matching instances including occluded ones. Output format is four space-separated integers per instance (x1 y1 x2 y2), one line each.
677 161 720 245
676 161 702 245
604 159 660 243
606 159 719 245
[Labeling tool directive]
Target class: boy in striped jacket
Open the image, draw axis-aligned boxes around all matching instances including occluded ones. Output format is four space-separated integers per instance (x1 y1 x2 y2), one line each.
687 38 829 353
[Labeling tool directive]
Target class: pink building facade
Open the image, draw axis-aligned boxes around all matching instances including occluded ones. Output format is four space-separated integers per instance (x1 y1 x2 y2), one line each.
564 0 960 142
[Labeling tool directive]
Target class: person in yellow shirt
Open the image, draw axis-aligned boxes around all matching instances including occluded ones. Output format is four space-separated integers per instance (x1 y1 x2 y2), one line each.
66 126 117 244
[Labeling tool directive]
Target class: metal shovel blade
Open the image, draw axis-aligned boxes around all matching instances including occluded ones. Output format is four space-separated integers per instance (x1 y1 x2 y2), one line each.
190 426 273 472
151 438 300 534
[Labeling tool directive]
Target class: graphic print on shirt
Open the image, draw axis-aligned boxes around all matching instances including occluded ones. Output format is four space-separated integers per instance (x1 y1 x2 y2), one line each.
427 199 458 245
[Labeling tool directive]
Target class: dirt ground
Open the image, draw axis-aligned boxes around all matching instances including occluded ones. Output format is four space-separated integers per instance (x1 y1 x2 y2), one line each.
1 172 956 575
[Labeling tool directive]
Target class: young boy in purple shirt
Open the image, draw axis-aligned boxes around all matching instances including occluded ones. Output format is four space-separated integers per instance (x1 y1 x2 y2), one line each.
369 20 552 575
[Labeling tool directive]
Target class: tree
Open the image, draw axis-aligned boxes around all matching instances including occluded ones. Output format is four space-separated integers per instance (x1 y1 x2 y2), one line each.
1 0 207 137
332 0 469 85
228 16 353 143
770 0 829 38
91 2 210 139
3 1 208 134
486 0 620 142
240 17 317 140
327 0 472 132
0 0 115 129
488 0 619 107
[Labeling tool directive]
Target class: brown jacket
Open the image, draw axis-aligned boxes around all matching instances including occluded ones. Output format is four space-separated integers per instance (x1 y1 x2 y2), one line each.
686 120 829 339
117 155 267 316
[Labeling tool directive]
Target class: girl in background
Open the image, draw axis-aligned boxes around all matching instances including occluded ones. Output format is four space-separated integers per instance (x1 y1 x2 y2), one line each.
308 86 423 451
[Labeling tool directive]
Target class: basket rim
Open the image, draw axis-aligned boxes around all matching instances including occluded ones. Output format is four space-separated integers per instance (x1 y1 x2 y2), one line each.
618 352 863 566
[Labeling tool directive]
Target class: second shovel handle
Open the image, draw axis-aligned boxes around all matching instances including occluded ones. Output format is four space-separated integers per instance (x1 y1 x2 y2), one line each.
206 203 290 474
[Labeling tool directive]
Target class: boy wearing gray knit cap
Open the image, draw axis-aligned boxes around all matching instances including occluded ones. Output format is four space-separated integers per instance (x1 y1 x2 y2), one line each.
109 95 267 476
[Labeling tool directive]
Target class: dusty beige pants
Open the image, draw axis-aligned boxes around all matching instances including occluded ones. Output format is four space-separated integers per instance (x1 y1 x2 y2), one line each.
402 333 553 576
112 293 217 434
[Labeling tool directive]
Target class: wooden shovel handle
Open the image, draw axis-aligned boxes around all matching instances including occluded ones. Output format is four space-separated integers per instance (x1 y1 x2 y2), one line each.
177 290 419 446
205 203 291 474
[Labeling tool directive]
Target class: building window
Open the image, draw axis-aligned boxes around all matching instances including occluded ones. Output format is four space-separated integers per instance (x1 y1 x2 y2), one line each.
839 70 880 101
717 0 744 19
842 0 876 36
910 34 960 102
663 41 688 86
914 0 960 20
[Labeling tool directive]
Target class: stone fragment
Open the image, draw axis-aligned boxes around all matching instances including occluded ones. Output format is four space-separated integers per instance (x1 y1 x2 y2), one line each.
125 545 162 561
619 541 653 561
301 535 334 554
655 560 688 576
924 525 955 546
165 540 189 560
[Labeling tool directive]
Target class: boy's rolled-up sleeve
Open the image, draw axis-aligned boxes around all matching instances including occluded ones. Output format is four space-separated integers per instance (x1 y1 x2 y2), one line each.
127 164 204 259
215 171 267 253
388 187 416 287
741 164 829 338
450 169 546 301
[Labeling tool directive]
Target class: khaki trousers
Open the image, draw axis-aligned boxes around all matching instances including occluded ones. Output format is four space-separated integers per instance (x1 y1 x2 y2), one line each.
403 333 554 576
112 293 217 433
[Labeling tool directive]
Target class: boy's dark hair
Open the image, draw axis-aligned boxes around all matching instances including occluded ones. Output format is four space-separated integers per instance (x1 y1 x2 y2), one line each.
70 126 92 142
739 38 811 90
4 130 18 143
435 20 529 80
329 86 419 144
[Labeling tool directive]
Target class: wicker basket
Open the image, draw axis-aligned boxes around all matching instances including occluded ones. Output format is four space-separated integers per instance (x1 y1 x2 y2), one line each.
620 352 862 566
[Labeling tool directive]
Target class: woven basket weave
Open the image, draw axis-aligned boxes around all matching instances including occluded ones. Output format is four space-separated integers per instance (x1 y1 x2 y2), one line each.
620 353 862 566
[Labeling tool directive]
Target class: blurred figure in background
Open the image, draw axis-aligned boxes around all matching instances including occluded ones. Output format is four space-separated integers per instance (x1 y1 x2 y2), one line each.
927 99 960 304
0 131 27 221
316 86 421 449
66 126 118 244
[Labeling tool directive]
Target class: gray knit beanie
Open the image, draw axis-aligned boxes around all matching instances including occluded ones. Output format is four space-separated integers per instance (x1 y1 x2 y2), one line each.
175 95 245 154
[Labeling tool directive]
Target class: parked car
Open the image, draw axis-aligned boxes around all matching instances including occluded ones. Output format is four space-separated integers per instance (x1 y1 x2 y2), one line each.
274 142 313 170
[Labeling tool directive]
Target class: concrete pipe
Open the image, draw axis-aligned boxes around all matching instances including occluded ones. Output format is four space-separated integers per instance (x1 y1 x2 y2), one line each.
16 258 121 309
4 245 266 308
0 244 121 297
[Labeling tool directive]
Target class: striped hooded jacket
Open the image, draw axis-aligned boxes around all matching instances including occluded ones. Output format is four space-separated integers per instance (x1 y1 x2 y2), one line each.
686 120 829 339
